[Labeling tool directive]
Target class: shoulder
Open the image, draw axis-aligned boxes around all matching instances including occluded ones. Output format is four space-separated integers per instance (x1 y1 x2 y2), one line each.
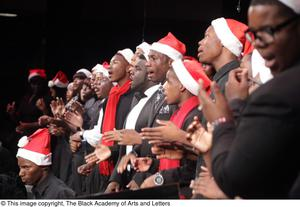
49 175 75 198
182 107 202 131
245 66 300 117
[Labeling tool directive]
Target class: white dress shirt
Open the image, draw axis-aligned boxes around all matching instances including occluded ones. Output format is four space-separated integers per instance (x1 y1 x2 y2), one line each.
124 84 160 154
82 99 105 147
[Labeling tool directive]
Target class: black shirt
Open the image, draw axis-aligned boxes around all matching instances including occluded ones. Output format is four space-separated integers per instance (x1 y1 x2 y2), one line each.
213 60 240 94
32 172 75 199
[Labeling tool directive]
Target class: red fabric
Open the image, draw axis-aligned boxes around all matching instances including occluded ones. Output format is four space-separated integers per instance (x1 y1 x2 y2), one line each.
159 96 199 171
159 32 186 56
225 19 254 56
99 80 131 176
28 69 47 80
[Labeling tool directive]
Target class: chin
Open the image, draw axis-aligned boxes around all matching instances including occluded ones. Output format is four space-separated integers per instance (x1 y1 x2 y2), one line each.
165 99 174 105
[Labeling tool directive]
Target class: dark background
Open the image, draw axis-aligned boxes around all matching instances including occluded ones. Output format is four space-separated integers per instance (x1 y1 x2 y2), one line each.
0 0 250 130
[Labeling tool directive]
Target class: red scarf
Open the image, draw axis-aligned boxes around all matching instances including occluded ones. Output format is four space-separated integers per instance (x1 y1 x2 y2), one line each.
159 96 199 171
99 80 131 176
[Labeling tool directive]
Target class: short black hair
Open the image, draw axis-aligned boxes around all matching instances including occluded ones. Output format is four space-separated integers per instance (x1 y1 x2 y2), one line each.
250 0 297 17
139 54 147 60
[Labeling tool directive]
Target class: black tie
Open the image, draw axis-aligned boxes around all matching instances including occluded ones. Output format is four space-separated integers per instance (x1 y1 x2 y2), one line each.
131 91 147 108
154 86 164 110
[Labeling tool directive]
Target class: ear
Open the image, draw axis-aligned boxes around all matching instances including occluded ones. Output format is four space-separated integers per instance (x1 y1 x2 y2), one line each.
41 166 49 172
167 58 173 67
179 83 186 93
125 64 131 73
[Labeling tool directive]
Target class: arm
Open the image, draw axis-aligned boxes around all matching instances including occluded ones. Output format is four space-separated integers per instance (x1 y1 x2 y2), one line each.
82 107 104 147
211 94 297 198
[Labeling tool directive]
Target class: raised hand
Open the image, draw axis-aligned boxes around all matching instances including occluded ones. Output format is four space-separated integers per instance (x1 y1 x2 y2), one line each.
77 163 94 176
105 182 120 193
50 98 66 118
103 129 142 145
140 174 156 189
117 153 137 174
85 144 111 164
63 111 83 130
198 80 232 123
132 157 153 172
225 68 249 102
38 115 53 127
126 180 139 190
141 119 186 143
69 132 82 153
36 98 48 114
48 124 66 137
69 101 84 115
186 116 213 154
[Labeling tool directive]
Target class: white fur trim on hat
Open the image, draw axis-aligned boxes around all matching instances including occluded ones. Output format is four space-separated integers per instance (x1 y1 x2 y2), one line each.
136 42 151 61
92 64 109 77
278 0 300 14
211 18 243 57
28 73 40 81
172 60 199 96
76 68 92 78
117 48 134 64
48 79 68 88
17 148 52 166
151 42 183 60
251 49 273 84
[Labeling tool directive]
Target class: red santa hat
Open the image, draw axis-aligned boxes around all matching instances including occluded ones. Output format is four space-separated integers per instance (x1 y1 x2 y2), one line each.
16 128 52 166
48 71 69 88
28 69 47 81
278 0 300 14
211 18 253 57
172 59 211 96
151 32 186 60
117 48 134 64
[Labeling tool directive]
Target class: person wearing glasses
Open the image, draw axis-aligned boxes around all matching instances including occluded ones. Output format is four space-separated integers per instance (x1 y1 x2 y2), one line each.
194 0 300 198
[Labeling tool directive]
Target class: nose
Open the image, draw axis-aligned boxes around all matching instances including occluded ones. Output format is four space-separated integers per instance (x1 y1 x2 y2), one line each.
162 81 167 90
128 66 134 74
19 169 24 177
198 39 203 46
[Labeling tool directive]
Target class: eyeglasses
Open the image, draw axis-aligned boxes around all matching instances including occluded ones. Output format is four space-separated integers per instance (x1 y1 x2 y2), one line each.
245 15 299 44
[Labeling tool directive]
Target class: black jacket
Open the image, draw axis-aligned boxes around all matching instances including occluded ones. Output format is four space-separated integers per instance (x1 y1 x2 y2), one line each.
212 61 300 198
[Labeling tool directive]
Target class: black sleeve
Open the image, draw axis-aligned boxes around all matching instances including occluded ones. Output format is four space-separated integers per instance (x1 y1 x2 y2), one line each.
228 98 247 122
57 189 76 199
108 144 120 166
211 93 299 198
160 159 196 185
108 146 126 185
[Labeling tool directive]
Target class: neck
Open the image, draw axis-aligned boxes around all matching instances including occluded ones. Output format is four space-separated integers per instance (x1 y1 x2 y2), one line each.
117 76 130 87
178 91 194 108
212 53 237 72
35 170 49 187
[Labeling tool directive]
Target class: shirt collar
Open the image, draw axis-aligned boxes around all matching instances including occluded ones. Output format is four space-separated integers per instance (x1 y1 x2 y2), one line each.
213 60 240 82
144 84 161 97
